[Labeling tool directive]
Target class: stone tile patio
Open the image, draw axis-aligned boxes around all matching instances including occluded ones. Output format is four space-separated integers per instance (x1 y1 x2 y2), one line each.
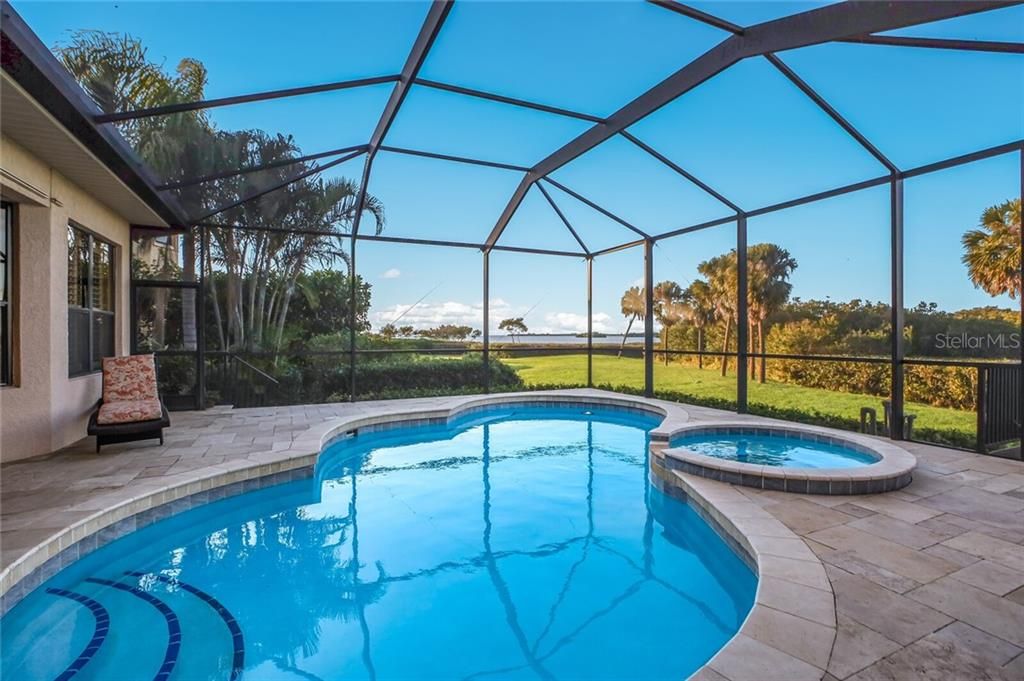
2 390 1023 680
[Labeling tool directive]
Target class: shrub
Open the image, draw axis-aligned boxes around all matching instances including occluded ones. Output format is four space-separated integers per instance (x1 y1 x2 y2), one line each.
266 354 524 404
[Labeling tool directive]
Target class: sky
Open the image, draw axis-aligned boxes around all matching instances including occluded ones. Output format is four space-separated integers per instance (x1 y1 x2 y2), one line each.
16 0 1024 334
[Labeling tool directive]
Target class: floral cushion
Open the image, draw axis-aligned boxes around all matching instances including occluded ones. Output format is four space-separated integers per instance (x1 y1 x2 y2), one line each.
102 354 159 403
97 398 163 425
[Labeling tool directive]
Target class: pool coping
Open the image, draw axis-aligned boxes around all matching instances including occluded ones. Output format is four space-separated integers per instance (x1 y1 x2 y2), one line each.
650 458 838 681
656 422 917 496
0 391 685 609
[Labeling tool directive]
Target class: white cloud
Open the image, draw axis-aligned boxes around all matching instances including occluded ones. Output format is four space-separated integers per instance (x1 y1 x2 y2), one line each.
373 298 625 335
372 298 516 330
382 268 401 279
535 311 615 334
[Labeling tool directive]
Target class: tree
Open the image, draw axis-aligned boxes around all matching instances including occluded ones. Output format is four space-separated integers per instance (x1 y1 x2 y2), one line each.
58 31 386 355
678 280 716 369
653 281 684 365
379 323 398 339
962 199 1021 300
747 244 797 383
618 286 645 358
418 324 474 340
499 317 528 343
275 270 371 346
698 252 738 376
398 325 414 337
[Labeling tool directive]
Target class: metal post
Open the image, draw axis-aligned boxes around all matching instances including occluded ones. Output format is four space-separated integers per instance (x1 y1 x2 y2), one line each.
483 249 490 394
349 235 357 402
643 240 654 398
976 367 988 453
587 256 593 388
890 178 905 439
1018 149 1023 448
197 226 207 409
737 216 749 413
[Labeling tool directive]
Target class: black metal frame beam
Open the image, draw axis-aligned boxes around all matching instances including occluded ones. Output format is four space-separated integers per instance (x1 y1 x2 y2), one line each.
648 140 1023 241
648 2 899 201
343 1 453 398
196 220 586 258
590 239 646 258
841 34 1024 54
586 257 594 387
736 216 749 412
483 250 490 392
654 215 738 242
763 53 898 174
350 0 453 240
413 78 605 123
378 146 530 172
643 239 654 397
156 144 368 191
1019 149 1024 448
651 0 1024 55
194 149 365 222
890 178 905 439
94 75 401 124
541 178 649 239
619 131 742 213
536 182 590 255
484 0 1012 249
647 0 743 34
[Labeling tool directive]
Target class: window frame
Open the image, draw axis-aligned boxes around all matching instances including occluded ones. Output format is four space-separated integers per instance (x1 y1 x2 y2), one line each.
67 222 116 378
1 201 12 386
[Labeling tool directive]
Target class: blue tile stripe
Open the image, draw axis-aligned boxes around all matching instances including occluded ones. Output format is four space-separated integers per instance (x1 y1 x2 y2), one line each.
84 578 180 681
45 588 111 681
125 571 245 681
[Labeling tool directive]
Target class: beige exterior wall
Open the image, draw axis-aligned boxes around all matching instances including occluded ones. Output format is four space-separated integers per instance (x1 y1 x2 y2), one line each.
0 134 132 462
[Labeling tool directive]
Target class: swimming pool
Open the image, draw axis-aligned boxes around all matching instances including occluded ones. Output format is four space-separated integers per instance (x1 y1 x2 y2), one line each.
672 431 878 469
1 405 755 681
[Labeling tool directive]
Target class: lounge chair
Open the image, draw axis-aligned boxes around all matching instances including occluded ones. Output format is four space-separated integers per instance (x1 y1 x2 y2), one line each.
87 354 170 452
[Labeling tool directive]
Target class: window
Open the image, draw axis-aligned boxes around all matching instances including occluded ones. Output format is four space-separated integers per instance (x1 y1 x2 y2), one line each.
68 224 115 376
1 202 11 385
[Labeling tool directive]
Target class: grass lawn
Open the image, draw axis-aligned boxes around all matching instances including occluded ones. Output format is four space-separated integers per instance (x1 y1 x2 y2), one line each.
499 353 975 439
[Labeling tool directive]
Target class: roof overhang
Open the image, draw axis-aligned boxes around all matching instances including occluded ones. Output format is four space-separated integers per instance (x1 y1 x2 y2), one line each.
0 0 186 228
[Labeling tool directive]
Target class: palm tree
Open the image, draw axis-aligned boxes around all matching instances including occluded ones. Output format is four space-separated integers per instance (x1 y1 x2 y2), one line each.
746 244 797 383
678 280 716 369
962 199 1021 300
653 281 684 365
618 286 645 357
58 31 386 354
698 253 738 376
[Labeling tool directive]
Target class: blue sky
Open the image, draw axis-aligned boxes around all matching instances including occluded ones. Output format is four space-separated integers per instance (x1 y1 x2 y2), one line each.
17 1 1024 334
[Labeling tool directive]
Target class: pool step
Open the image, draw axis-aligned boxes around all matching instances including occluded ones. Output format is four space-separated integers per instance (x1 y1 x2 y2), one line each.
43 588 111 681
84 577 181 681
40 573 244 681
124 572 245 680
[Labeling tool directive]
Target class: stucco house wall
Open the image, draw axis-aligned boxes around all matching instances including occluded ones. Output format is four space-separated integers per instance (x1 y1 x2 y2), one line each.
0 134 132 462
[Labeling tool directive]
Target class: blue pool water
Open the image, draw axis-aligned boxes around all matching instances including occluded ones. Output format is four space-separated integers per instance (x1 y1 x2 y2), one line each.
673 431 878 469
1 406 756 681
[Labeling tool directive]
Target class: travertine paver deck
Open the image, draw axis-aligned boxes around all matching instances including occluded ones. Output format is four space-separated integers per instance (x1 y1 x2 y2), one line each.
2 390 1023 680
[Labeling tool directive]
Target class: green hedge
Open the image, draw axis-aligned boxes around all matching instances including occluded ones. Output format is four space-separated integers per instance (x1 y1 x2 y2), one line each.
269 354 524 404
524 383 977 450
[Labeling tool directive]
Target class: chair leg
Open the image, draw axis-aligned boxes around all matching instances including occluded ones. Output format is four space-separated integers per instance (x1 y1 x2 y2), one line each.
96 437 101 453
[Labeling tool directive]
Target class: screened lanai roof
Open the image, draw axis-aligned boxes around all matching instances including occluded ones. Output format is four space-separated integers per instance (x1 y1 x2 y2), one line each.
2 0 1022 256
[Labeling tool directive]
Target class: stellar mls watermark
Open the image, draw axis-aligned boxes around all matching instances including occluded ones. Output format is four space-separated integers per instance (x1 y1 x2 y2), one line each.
935 332 1021 350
